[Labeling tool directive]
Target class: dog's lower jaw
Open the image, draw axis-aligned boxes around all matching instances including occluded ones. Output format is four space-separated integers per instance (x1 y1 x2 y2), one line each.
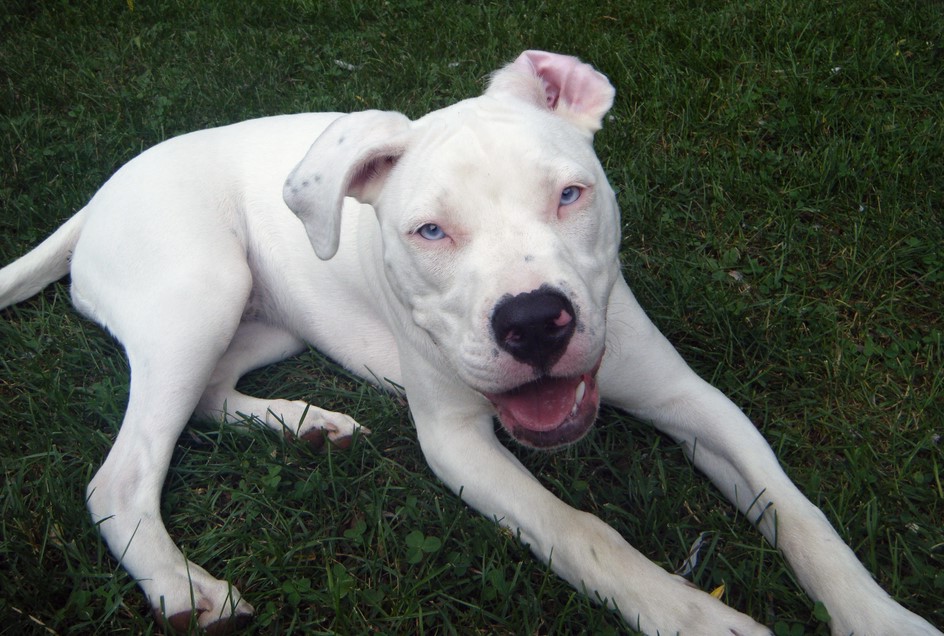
486 357 602 449
507 392 600 449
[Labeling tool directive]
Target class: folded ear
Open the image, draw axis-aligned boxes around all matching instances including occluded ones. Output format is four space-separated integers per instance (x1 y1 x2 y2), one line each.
486 50 615 134
284 110 412 260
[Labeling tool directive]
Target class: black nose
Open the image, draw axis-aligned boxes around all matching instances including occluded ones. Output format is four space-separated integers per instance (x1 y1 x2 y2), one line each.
491 287 576 370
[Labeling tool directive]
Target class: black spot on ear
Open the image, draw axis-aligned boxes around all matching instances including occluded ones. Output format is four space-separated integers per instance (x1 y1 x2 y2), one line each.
524 255 534 262
337 136 345 145
314 175 322 183
301 180 310 188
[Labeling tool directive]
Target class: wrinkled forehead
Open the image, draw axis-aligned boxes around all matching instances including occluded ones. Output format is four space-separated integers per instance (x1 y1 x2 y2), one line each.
415 98 597 173
390 98 601 209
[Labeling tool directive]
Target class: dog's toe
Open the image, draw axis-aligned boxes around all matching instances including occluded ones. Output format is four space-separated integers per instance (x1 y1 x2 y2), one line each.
148 564 254 635
325 417 370 450
159 608 196 633
300 427 326 451
157 600 253 634
299 420 369 452
158 610 251 635
294 407 367 452
204 611 253 636
329 434 354 450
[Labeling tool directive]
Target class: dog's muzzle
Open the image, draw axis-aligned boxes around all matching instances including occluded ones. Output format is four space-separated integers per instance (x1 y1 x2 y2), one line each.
486 288 601 448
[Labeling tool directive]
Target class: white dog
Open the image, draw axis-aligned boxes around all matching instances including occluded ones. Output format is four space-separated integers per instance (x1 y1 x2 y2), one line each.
0 51 938 635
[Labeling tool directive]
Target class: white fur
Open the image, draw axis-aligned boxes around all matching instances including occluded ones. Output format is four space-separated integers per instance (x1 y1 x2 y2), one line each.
0 51 938 635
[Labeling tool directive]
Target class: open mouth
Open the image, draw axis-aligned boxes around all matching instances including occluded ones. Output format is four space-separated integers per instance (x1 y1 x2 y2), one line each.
484 357 602 449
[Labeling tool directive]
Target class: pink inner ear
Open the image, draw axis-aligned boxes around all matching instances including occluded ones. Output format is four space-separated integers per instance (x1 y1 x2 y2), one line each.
543 79 562 109
514 50 614 118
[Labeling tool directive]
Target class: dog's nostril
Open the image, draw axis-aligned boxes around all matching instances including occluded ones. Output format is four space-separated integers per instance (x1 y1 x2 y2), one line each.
552 310 572 327
491 288 576 370
503 328 522 344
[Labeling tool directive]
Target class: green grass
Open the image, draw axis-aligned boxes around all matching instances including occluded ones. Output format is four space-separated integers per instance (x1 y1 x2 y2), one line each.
1 1 942 634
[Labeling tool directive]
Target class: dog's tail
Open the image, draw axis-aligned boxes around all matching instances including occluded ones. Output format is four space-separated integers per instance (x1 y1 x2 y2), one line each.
0 208 88 310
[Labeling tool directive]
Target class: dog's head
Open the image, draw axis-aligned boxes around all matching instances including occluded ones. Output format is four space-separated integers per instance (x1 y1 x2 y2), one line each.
284 51 620 449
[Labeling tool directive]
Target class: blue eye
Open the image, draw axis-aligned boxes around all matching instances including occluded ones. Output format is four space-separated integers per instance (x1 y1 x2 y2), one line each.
560 186 581 205
417 223 447 240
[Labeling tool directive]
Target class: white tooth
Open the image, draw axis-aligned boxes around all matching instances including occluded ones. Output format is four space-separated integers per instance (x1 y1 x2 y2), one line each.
575 381 586 406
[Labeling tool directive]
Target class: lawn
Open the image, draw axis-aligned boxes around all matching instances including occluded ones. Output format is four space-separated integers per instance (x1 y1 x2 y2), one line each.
1 1 942 634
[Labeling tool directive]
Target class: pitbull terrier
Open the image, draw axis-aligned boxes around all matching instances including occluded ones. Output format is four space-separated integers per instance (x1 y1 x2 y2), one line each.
0 50 939 635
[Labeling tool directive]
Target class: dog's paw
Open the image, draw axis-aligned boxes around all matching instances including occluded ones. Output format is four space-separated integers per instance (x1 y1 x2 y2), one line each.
677 602 773 636
272 400 368 451
148 562 253 634
638 610 772 635
628 574 773 636
828 596 942 636
159 605 252 635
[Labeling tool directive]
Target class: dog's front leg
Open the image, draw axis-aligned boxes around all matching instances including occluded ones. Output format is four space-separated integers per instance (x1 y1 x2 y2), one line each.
599 277 941 636
400 347 770 636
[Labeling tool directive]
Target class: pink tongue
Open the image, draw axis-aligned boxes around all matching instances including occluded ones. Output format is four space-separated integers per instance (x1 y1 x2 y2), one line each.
495 376 578 432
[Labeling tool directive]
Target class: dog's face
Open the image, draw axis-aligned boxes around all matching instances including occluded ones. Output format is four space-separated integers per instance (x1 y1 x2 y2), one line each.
285 51 618 448
374 98 620 447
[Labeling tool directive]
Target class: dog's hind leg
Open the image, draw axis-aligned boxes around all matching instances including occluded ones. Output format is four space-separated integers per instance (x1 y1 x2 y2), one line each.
81 261 255 632
195 320 366 450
